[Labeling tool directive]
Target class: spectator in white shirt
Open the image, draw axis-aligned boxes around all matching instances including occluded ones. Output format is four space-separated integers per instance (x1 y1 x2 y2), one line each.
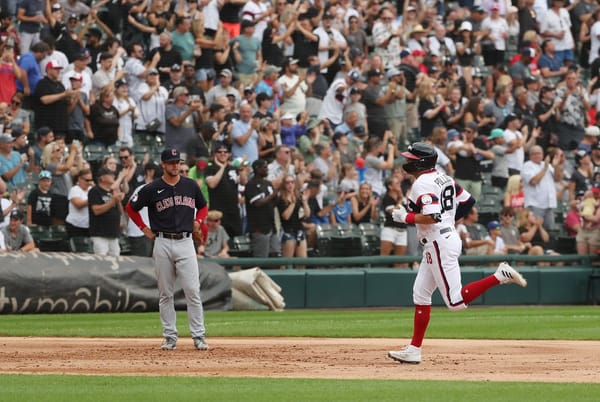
520 145 564 230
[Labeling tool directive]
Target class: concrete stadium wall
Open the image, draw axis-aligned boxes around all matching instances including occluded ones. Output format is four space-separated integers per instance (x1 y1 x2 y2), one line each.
265 267 599 309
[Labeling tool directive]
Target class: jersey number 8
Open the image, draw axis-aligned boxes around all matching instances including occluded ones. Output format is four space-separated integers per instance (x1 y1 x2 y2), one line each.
440 186 454 212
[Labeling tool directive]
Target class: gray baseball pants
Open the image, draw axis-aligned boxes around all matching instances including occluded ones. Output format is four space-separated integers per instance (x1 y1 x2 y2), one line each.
153 236 206 340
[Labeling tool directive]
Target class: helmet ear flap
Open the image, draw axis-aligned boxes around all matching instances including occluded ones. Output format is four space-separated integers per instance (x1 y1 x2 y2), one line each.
402 160 419 174
402 142 437 173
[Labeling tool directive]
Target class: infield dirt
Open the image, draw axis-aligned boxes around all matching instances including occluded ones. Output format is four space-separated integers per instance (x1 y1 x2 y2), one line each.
1 337 599 383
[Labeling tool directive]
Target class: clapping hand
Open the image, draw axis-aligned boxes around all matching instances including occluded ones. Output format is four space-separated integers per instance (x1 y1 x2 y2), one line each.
11 188 25 204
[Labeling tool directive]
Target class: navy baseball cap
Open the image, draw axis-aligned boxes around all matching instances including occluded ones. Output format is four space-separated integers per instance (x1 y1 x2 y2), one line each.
487 220 501 231
161 148 182 162
10 210 24 220
347 70 360 82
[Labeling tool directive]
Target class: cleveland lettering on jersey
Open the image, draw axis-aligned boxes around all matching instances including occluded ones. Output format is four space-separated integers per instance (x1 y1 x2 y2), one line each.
155 196 195 212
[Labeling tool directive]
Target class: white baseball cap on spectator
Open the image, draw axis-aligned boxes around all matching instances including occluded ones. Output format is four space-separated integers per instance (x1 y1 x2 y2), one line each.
68 71 83 81
45 60 63 70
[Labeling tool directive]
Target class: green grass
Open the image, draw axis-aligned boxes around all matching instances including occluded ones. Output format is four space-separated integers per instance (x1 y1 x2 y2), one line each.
0 306 598 340
1 375 599 402
1 307 598 400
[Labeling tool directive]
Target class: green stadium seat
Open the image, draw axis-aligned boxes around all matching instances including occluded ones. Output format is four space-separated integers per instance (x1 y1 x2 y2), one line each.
358 223 381 256
133 145 151 163
83 144 107 162
69 236 93 253
106 144 120 155
331 224 362 257
315 224 334 257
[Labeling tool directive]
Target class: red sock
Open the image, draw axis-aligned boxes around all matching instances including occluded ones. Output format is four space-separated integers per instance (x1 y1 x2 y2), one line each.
411 305 431 348
461 275 500 305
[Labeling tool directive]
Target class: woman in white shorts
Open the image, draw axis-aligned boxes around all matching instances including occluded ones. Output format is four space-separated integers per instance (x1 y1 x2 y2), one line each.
380 176 408 267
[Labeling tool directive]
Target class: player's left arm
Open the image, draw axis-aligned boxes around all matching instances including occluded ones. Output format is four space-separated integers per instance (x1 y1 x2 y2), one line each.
193 186 209 241
455 196 475 221
454 182 475 221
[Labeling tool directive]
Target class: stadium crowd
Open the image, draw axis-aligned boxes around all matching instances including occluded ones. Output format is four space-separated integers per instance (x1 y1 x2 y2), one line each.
0 0 599 263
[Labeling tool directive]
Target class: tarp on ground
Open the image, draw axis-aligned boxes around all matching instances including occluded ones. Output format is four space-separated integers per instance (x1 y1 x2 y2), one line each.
0 252 232 314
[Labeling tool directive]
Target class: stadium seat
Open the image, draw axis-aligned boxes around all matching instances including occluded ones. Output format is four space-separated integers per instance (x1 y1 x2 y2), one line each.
554 236 576 254
28 225 50 244
133 145 151 163
106 144 120 155
83 144 107 162
69 236 93 253
358 223 381 256
481 185 503 202
29 225 68 252
331 224 362 257
315 224 334 257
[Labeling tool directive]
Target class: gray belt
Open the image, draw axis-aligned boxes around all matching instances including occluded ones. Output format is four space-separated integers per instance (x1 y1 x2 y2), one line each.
420 227 453 245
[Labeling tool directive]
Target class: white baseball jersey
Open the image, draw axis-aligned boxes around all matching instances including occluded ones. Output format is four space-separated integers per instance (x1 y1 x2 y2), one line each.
407 170 471 242
408 169 472 310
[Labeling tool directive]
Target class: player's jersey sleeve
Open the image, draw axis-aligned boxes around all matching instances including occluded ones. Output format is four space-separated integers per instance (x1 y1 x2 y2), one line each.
128 182 152 211
455 181 472 204
408 179 441 216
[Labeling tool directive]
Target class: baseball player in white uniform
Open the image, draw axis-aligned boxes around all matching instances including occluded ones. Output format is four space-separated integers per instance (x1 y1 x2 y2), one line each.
388 142 527 364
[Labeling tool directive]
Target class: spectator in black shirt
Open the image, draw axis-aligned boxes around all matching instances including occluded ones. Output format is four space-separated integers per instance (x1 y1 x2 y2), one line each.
85 27 104 73
88 168 124 256
220 2 244 38
33 60 77 135
161 63 185 99
447 122 494 200
291 14 319 71
26 170 55 226
44 3 67 41
245 159 280 257
182 61 205 101
205 142 247 237
89 87 120 147
518 0 539 47
150 32 183 82
276 173 310 258
417 77 447 139
262 17 296 67
534 86 561 148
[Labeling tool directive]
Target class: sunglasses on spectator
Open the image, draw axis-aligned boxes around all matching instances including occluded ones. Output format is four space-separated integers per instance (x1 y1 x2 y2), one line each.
11 100 20 106
119 155 130 160
179 169 189 174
